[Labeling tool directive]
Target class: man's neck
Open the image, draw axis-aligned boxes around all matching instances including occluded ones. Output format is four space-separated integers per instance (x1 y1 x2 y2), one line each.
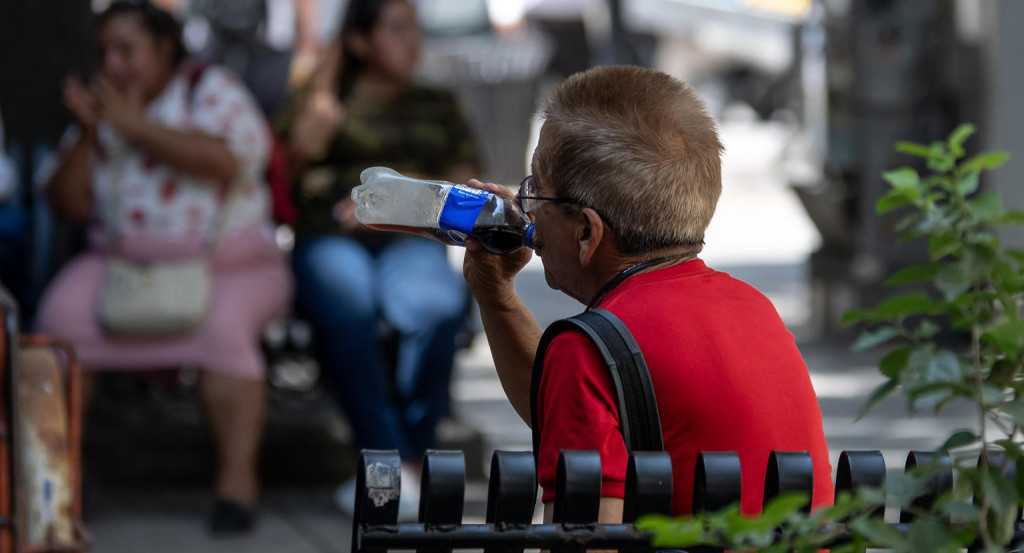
585 246 699 306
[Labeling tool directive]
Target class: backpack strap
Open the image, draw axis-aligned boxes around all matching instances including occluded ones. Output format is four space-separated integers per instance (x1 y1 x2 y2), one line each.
530 308 664 466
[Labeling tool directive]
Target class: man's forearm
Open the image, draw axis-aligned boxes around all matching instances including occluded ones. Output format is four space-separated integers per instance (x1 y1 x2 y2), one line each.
477 293 544 425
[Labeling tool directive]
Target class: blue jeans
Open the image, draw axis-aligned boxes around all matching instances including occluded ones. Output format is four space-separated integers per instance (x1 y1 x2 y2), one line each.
292 235 468 460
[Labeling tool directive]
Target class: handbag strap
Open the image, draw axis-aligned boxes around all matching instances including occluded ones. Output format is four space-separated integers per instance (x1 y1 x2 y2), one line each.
105 61 232 258
530 308 664 466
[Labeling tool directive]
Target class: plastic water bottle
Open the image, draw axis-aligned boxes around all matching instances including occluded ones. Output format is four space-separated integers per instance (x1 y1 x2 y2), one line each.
352 167 535 254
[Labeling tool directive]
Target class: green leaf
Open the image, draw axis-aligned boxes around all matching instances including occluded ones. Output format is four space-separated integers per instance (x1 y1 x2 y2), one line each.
995 402 1024 427
967 191 1003 223
902 350 963 410
928 233 960 260
896 212 923 233
907 382 959 411
908 516 959 553
895 140 933 158
1007 249 1024 266
880 346 912 378
877 191 915 214
981 465 1019 545
941 429 979 451
981 383 1006 406
923 349 962 383
988 359 1016 388
883 263 941 286
998 209 1024 226
640 515 709 548
856 486 887 507
934 264 971 301
888 471 930 510
841 309 875 326
981 318 1024 357
955 170 980 195
852 325 900 352
961 150 1010 173
851 517 905 550
992 261 1024 294
947 123 976 157
911 320 941 340
856 379 899 420
941 499 979 523
1017 457 1024 503
876 293 944 318
928 142 956 173
634 513 673 532
760 493 808 527
882 167 921 191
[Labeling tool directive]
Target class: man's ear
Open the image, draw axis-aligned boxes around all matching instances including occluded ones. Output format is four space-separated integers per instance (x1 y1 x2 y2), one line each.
576 208 606 266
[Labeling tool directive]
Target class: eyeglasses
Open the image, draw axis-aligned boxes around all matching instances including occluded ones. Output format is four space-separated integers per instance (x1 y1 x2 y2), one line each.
516 175 614 229
516 175 585 215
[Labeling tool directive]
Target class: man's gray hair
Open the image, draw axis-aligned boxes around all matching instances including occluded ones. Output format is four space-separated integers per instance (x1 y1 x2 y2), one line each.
537 65 724 255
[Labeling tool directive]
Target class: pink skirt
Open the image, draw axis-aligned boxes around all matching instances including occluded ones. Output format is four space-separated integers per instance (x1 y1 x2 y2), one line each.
36 225 293 381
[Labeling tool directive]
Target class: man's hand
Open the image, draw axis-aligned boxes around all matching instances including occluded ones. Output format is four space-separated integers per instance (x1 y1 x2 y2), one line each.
94 76 146 138
462 178 532 307
62 74 100 129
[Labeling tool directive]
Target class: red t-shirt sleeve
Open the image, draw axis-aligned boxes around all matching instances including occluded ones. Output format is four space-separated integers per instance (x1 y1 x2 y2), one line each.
537 330 629 504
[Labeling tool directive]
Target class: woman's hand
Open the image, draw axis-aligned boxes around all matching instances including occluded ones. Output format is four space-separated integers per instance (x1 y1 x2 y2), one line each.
291 89 345 160
93 75 147 138
62 74 100 129
333 197 363 234
461 179 533 307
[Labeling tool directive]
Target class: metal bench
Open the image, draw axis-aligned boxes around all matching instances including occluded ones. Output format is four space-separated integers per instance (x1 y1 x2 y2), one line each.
351 447 1022 553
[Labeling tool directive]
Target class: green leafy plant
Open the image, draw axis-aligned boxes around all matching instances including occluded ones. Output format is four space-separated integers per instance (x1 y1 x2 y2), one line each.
638 124 1022 552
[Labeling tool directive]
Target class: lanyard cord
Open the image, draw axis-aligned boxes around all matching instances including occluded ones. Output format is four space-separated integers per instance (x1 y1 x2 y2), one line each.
586 251 696 310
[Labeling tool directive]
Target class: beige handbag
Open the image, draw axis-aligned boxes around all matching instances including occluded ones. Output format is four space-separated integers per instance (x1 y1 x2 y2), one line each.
96 157 229 339
97 256 212 338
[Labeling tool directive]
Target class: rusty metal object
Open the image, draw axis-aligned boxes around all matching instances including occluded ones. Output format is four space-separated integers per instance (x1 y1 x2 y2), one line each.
2 291 86 553
14 347 75 546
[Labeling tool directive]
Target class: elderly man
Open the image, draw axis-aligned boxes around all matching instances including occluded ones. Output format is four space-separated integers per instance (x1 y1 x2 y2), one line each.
463 65 832 522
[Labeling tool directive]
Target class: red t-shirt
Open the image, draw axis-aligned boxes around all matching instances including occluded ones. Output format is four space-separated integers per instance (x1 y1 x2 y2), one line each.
536 259 833 515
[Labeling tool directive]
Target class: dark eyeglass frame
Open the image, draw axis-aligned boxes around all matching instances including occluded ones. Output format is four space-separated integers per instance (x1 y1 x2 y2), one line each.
516 175 584 214
516 175 614 229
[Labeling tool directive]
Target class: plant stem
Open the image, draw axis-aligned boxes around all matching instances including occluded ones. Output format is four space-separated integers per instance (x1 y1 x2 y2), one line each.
973 318 995 550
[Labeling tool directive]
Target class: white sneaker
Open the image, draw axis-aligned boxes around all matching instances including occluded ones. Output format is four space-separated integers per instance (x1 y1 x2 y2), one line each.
333 466 421 522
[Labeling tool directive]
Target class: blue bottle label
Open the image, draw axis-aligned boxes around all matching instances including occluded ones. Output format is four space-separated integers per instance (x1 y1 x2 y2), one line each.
438 185 489 245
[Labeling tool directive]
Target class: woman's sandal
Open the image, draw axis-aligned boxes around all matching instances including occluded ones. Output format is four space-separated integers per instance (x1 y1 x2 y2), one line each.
207 498 256 537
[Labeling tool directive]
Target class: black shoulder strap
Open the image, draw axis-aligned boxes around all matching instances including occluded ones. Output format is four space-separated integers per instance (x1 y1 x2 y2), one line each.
530 308 663 463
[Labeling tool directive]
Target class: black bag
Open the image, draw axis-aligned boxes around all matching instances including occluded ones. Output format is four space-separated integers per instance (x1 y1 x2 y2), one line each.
530 308 663 460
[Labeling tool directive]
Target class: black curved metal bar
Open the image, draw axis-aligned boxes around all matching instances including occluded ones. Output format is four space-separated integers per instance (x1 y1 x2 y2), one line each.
692 451 742 514
623 451 673 522
763 451 813 514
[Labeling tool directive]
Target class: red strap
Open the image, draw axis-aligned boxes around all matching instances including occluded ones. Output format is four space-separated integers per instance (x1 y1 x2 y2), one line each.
182 60 211 103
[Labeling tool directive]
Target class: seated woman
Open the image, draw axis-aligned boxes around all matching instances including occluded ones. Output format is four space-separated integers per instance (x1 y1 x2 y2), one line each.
36 1 291 536
284 0 479 519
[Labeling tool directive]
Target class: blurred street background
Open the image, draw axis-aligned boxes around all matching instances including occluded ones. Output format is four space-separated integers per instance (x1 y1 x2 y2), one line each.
2 0 1024 551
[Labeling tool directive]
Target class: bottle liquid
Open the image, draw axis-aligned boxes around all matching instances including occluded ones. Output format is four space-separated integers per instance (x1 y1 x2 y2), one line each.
351 167 535 254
